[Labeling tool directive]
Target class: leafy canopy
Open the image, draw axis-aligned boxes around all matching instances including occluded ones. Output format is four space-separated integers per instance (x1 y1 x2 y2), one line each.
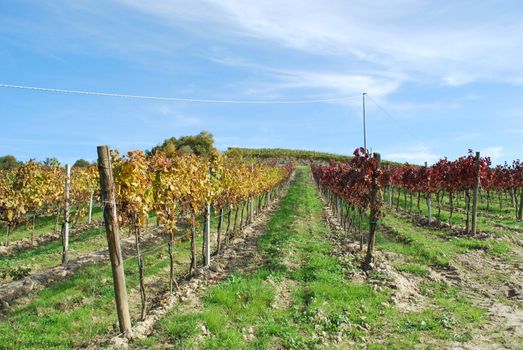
0 155 19 170
149 131 217 158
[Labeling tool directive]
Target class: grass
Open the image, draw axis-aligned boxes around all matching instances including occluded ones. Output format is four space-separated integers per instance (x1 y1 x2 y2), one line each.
379 213 513 267
0 202 247 283
389 188 523 234
0 193 274 349
378 215 467 268
0 220 216 349
0 225 107 282
393 262 430 277
131 167 486 350
1 207 104 244
0 212 162 283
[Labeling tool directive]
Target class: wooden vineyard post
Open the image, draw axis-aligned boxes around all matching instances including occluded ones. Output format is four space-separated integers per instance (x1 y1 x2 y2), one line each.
518 188 523 221
249 198 254 224
88 190 94 224
216 208 223 254
203 203 211 267
425 162 432 224
471 151 480 235
387 166 392 208
363 153 381 271
97 145 132 336
61 164 70 264
336 196 341 222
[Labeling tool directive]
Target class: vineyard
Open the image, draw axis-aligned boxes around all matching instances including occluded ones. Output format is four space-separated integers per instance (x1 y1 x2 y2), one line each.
0 146 522 349
227 147 354 162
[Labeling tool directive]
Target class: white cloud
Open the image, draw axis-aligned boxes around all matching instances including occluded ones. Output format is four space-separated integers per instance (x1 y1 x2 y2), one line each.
384 144 440 165
274 70 400 97
442 74 476 87
207 53 402 99
155 105 202 126
116 0 523 87
480 146 503 162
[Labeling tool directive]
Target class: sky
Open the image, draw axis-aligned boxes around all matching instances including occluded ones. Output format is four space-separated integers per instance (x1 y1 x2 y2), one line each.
0 0 522 166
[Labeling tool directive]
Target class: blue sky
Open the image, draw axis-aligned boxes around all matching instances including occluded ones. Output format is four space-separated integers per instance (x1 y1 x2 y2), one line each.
1 1 522 165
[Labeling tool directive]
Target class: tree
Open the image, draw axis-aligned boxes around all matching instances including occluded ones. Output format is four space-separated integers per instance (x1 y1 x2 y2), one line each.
149 131 217 158
73 159 91 168
43 157 61 168
0 155 19 169
226 148 244 160
149 137 177 156
164 142 177 157
177 145 193 155
176 131 215 158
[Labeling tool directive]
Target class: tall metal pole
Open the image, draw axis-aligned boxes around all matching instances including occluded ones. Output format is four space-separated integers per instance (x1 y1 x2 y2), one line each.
362 92 367 151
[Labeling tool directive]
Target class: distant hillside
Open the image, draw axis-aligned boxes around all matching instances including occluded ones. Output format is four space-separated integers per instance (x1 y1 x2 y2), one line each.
226 147 401 166
226 147 351 162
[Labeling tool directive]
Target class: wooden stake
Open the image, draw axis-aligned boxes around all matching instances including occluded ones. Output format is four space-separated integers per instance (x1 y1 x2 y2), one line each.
88 190 94 224
518 188 523 220
62 164 71 264
363 153 381 271
168 231 176 293
216 208 223 254
425 162 432 224
203 203 211 267
97 145 132 336
249 198 254 224
471 152 480 235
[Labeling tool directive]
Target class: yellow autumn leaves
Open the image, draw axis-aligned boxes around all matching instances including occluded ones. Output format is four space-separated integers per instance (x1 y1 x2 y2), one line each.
0 162 98 227
0 151 290 236
111 150 290 235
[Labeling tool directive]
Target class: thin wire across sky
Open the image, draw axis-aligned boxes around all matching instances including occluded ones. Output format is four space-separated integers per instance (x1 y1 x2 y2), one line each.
0 83 361 105
1 83 416 152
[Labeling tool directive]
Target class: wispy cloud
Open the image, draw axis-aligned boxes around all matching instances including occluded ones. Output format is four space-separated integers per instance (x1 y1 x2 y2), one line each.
117 0 523 87
384 144 440 164
480 146 503 163
207 53 402 100
155 105 202 126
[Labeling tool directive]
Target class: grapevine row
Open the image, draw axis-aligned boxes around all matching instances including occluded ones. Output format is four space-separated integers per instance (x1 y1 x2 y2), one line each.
0 162 98 243
383 151 523 226
311 148 382 270
105 149 294 320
